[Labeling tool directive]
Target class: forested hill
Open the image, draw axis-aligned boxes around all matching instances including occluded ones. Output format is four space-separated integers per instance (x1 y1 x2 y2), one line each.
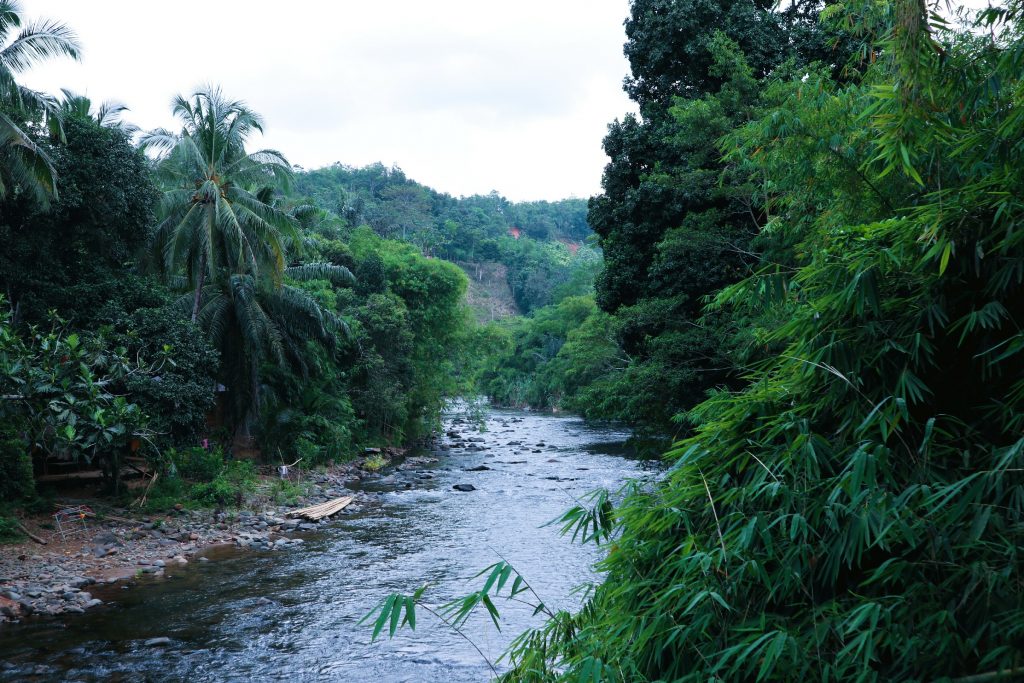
292 163 600 316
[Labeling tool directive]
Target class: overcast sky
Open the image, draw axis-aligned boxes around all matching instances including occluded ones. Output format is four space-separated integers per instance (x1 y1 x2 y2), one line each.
18 1 636 202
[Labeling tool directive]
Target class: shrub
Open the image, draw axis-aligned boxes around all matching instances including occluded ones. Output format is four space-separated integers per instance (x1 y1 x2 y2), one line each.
0 438 35 503
363 453 387 471
0 515 23 544
267 478 305 506
169 446 224 482
190 460 256 507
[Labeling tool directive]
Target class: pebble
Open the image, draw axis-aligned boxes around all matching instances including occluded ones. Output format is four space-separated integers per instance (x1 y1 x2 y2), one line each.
0 461 375 624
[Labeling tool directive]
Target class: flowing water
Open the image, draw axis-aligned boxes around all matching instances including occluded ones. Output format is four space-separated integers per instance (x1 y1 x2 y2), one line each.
0 409 656 682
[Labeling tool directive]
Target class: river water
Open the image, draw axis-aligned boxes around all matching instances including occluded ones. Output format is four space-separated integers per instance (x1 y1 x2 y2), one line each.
0 409 655 682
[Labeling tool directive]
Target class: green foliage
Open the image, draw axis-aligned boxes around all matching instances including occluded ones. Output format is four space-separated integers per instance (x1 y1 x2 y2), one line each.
0 437 33 501
135 475 187 512
263 477 305 506
362 584 427 641
0 0 80 204
139 451 254 511
0 305 154 495
478 296 601 410
140 87 353 432
505 3 1024 681
0 514 23 543
102 303 219 449
479 6 854 433
362 453 387 472
190 460 256 508
362 560 553 679
292 163 596 314
169 446 224 482
0 114 160 327
544 488 614 546
579 3 853 431
343 229 470 442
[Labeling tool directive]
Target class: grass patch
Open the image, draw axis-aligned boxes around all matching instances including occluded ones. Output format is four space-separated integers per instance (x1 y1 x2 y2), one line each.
0 515 24 544
136 458 258 512
363 454 388 472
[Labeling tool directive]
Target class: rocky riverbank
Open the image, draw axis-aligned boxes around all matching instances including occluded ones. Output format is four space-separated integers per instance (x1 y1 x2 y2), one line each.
0 413 501 627
0 455 404 625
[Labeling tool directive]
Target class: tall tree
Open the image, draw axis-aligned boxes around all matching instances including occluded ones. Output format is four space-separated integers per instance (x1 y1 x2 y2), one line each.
0 0 80 203
141 86 298 322
142 87 355 430
503 2 1024 679
0 113 159 326
586 0 847 427
58 89 137 134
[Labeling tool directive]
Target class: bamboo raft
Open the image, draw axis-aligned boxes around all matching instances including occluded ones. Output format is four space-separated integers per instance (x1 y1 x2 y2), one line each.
288 496 354 521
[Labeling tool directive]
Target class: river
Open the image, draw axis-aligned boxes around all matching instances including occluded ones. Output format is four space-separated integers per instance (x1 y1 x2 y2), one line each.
0 408 655 682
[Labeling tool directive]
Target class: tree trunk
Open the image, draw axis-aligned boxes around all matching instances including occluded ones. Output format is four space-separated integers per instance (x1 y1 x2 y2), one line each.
191 255 207 323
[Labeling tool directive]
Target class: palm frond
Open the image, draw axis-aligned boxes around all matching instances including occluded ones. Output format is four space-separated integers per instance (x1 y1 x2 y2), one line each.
0 18 80 73
285 262 356 287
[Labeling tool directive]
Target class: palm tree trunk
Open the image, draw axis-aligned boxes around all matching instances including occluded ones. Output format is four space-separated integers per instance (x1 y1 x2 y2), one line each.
191 254 206 323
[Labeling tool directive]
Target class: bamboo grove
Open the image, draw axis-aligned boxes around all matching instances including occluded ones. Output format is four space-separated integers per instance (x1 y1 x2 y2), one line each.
491 1 1024 680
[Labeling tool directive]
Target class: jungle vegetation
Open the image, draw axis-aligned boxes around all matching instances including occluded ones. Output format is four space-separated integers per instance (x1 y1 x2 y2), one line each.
5 0 1024 679
0 1 484 506
367 0 1024 680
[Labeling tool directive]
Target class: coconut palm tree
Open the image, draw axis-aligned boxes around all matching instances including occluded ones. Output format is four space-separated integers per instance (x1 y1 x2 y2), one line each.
144 86 356 430
0 0 81 202
58 89 137 135
194 263 354 429
140 86 299 322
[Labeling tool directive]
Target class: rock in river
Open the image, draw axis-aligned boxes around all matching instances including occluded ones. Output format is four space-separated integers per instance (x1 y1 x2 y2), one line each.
452 484 476 492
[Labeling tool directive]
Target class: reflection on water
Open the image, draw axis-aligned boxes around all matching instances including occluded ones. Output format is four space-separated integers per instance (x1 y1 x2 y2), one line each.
0 409 657 682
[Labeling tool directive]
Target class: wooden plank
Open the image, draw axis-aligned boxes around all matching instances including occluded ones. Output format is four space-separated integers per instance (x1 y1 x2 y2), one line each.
36 470 105 482
36 466 148 483
288 496 353 521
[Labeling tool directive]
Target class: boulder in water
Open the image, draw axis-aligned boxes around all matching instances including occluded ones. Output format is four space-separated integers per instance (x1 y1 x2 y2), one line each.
452 484 476 492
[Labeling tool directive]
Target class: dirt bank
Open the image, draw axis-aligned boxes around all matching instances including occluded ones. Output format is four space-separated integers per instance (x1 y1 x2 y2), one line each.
0 457 403 624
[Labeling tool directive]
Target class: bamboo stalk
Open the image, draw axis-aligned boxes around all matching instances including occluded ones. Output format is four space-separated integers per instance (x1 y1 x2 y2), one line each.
133 471 159 508
288 496 353 521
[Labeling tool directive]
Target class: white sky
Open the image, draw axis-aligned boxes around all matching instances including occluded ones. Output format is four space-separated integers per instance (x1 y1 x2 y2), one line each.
18 1 636 202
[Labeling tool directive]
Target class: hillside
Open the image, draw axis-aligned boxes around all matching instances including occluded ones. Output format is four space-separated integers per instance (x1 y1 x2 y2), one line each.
458 261 519 322
292 163 600 314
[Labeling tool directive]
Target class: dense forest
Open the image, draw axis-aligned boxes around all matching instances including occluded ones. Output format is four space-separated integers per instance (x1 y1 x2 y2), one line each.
294 164 600 314
370 0 1024 681
0 0 611 518
483 0 1024 680
5 0 1024 679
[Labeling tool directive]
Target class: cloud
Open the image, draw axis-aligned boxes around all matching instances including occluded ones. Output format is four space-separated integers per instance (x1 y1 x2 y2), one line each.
18 0 636 200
